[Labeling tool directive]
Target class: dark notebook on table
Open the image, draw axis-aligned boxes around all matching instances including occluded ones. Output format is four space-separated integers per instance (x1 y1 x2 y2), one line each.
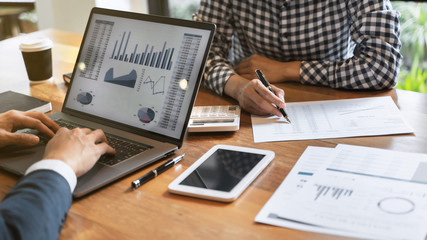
0 7 215 197
0 90 52 113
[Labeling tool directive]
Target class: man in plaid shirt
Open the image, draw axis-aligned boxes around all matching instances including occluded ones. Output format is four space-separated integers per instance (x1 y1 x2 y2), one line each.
195 0 402 116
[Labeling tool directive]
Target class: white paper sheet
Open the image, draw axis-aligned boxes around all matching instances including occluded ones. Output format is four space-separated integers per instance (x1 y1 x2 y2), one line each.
257 144 427 240
255 146 372 239
251 96 413 143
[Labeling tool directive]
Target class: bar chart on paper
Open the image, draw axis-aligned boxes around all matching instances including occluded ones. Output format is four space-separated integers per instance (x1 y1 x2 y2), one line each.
314 184 353 201
271 145 427 240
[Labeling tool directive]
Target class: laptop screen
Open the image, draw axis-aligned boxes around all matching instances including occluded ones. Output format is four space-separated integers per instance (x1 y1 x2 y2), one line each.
64 9 214 141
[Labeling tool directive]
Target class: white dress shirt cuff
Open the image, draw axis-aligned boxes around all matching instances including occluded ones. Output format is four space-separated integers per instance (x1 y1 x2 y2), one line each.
25 159 77 193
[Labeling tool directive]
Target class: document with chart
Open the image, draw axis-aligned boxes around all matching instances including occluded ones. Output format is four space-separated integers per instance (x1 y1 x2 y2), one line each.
256 145 427 240
251 96 413 143
255 146 372 239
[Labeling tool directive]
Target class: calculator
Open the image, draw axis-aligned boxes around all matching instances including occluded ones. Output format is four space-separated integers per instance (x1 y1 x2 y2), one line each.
187 105 240 132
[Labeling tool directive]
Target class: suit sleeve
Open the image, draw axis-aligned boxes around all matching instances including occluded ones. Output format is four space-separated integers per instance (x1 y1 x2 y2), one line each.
0 170 72 240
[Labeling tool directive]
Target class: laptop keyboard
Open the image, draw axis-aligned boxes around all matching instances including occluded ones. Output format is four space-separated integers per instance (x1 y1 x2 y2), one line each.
26 119 152 166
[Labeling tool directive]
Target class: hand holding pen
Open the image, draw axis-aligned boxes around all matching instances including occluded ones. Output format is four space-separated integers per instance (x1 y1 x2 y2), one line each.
255 69 291 123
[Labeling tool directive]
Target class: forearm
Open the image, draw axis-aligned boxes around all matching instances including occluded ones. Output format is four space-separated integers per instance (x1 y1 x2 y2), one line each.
257 60 301 84
224 74 246 100
300 53 400 90
225 58 301 99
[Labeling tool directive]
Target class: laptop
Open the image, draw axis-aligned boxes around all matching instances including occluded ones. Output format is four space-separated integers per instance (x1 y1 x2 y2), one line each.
0 7 215 197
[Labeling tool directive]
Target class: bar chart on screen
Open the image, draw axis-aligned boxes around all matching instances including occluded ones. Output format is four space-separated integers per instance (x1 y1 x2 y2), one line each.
110 31 175 70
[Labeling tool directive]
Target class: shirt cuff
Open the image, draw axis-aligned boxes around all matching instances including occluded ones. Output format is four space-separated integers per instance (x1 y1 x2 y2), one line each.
25 159 77 193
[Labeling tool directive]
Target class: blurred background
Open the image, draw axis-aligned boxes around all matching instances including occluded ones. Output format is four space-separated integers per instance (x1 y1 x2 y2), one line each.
0 0 425 94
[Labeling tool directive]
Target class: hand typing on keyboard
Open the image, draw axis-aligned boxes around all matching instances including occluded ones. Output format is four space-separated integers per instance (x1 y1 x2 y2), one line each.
0 110 59 148
0 110 115 177
53 119 152 166
44 127 116 177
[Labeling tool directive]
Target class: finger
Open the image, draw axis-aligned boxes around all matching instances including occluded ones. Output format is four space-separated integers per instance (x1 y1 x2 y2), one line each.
89 129 109 144
244 84 282 116
79 128 93 134
69 127 92 137
95 142 116 156
252 97 283 117
25 111 60 133
255 83 285 108
270 85 286 108
271 85 285 100
3 132 40 146
13 115 56 138
253 80 286 110
55 127 69 135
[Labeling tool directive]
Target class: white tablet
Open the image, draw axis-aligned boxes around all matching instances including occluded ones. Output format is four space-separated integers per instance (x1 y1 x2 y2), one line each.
168 145 274 202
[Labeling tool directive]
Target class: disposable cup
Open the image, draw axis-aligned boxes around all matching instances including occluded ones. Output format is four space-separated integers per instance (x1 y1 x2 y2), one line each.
19 37 53 83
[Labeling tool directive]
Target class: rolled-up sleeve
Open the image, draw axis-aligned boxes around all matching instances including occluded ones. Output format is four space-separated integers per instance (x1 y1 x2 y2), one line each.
301 0 402 90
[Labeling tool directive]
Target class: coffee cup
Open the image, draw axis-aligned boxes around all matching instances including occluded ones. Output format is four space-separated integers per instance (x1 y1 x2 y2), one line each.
19 37 53 83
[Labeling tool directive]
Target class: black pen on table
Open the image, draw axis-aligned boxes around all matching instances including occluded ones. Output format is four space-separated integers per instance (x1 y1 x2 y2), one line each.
255 69 291 123
132 153 185 190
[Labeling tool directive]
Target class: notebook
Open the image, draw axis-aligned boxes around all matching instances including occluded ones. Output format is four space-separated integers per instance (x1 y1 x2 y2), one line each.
0 7 215 197
0 90 52 114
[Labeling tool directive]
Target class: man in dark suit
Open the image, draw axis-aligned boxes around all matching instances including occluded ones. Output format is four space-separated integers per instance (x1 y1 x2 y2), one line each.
0 110 115 239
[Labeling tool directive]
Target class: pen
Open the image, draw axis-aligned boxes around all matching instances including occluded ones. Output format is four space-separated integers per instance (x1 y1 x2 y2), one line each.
255 69 291 123
131 153 185 190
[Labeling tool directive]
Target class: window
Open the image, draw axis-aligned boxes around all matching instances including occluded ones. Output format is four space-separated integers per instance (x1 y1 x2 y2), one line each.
392 1 427 93
168 0 200 20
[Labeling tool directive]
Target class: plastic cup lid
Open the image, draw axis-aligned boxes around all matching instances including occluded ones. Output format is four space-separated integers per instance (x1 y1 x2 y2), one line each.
19 37 53 52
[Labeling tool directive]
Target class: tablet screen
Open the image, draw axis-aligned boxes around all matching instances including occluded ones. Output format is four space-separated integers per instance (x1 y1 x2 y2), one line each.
179 149 265 192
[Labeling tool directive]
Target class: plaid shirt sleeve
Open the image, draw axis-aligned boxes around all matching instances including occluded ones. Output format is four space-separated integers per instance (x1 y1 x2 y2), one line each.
301 1 402 89
195 0 236 96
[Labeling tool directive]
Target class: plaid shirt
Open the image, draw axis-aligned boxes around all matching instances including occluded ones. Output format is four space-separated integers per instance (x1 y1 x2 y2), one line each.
195 0 402 96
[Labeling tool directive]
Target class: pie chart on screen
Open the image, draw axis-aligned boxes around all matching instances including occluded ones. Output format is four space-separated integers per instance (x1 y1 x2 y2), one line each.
77 92 93 105
138 107 155 123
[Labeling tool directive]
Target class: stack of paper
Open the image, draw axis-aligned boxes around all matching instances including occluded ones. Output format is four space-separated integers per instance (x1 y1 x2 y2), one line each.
256 145 427 240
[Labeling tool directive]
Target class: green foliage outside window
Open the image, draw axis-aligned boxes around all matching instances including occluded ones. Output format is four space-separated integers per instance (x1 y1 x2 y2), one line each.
392 2 427 93
169 0 199 20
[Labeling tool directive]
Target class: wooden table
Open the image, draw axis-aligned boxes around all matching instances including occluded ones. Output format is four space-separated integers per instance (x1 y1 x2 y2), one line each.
1 29 427 240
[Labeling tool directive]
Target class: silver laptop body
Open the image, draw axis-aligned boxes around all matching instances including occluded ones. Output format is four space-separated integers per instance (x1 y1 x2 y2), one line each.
0 7 215 197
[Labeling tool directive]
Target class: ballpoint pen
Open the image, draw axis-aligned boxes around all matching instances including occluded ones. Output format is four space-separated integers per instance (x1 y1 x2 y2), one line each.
255 69 291 123
131 153 185 190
